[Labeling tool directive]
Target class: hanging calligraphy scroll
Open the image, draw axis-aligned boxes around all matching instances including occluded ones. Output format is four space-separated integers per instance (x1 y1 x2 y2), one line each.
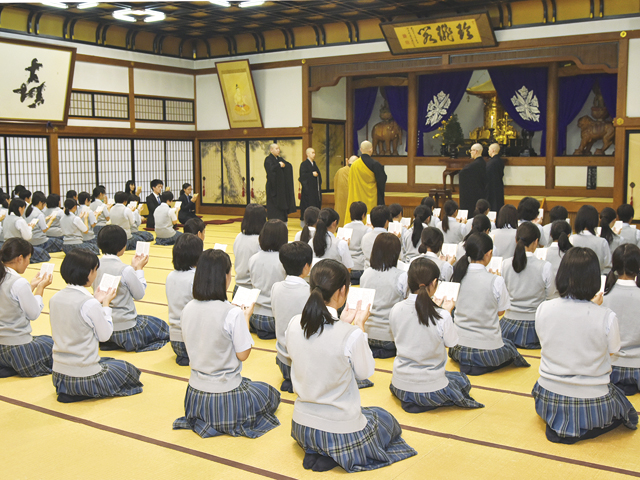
0 39 76 124
380 13 496 55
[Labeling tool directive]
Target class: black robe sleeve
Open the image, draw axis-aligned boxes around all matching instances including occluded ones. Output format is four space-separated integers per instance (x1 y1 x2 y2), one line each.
299 160 322 218
485 155 505 212
458 157 487 212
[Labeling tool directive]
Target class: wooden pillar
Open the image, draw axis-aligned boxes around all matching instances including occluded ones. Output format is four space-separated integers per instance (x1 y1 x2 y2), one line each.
407 73 417 186
48 132 60 195
614 36 629 206
345 76 354 158
128 64 135 130
301 60 312 160
545 62 558 190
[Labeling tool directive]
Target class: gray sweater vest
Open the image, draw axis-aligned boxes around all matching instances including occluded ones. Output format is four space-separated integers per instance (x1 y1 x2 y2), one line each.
110 204 132 239
390 298 449 393
311 233 342 262
3 214 23 240
570 233 611 272
43 207 62 237
603 284 640 368
545 245 564 299
502 255 548 320
492 228 517 258
271 279 310 366
93 257 137 330
0 273 32 345
410 253 453 282
60 213 83 244
536 298 614 398
344 221 369 270
402 227 421 262
249 250 286 316
361 267 406 341
361 228 385 269
166 269 195 342
439 218 464 244
619 226 640 246
25 207 47 246
287 316 367 434
233 233 260 289
182 300 241 393
455 268 503 349
50 288 102 377
90 200 109 226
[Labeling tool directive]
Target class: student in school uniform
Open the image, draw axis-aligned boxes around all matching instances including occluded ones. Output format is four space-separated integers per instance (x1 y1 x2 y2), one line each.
89 187 110 238
154 191 182 246
127 194 155 243
18 189 32 207
173 249 281 438
109 192 139 251
271 241 312 393
310 208 354 270
166 233 204 366
390 257 484 413
232 204 267 296
617 204 640 246
177 183 198 225
600 207 621 270
0 238 53 378
603 244 640 396
449 233 530 375
464 199 495 236
66 190 78 202
49 249 143 403
343 201 370 285
389 203 403 224
361 205 391 269
411 227 454 282
500 222 552 349
3 199 51 263
24 191 62 254
492 204 519 258
436 200 465 244
541 205 568 248
145 179 163 230
570 205 611 273
43 193 64 241
532 247 638 444
401 205 431 263
248 219 288 340
295 206 319 242
183 217 206 241
420 196 439 228
545 220 573 300
77 192 98 245
60 199 100 255
94 225 169 352
361 233 408 358
285 259 416 472
455 214 491 261
517 197 547 246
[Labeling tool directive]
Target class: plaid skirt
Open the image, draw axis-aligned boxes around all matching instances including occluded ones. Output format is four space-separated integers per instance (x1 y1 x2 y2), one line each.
171 340 189 366
291 407 417 473
390 371 484 410
276 356 291 381
93 225 104 237
108 315 169 352
155 231 182 246
52 358 143 398
29 246 51 264
250 314 276 340
0 335 53 377
368 338 397 359
448 338 530 374
41 237 63 253
132 230 154 242
126 236 138 251
173 378 281 439
500 317 540 349
611 366 640 395
62 242 100 255
532 381 638 439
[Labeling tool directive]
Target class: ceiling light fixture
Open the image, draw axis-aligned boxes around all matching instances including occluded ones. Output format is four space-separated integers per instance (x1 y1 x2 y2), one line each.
77 2 99 8
112 8 166 23
239 1 265 7
209 0 231 6
41 1 68 8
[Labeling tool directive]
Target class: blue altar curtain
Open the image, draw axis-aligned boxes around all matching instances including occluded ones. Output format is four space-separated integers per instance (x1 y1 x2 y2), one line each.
417 70 473 154
596 73 617 118
557 75 596 155
489 67 548 155
353 87 378 155
385 86 408 132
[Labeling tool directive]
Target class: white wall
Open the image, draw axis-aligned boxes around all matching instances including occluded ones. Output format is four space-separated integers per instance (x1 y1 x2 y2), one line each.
134 69 194 98
196 74 230 131
555 166 614 188
252 67 302 128
415 165 447 184
627 38 640 118
312 77 346 121
386 165 407 184
73 62 129 93
504 166 545 186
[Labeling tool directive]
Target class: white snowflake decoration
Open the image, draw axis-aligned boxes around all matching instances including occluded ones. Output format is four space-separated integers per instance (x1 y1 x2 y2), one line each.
425 91 451 126
511 85 540 122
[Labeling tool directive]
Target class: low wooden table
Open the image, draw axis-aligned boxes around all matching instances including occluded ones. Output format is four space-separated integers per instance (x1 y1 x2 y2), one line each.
440 158 471 193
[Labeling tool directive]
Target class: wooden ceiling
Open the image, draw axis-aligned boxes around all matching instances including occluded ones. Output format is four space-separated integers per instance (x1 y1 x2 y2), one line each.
21 1 515 40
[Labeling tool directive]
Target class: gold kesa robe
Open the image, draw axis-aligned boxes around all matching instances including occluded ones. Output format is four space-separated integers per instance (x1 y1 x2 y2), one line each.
333 165 350 227
345 157 377 224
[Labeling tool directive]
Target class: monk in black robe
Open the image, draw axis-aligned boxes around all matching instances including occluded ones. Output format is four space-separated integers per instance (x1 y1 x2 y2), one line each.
485 143 505 212
299 147 322 221
264 143 296 222
458 143 486 212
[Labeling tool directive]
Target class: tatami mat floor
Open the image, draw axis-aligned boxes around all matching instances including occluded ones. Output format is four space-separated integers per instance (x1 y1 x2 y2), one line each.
2 214 638 479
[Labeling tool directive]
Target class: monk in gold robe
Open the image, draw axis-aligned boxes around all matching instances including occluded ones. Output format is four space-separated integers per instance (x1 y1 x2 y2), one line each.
333 155 357 227
345 141 387 223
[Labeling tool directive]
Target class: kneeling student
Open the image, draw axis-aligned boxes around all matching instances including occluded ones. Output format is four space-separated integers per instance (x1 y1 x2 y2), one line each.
154 191 182 246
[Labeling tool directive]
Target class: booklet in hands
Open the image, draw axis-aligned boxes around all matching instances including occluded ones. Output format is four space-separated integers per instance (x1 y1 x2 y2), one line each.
135 242 150 256
346 287 375 310
232 286 260 307
99 274 121 292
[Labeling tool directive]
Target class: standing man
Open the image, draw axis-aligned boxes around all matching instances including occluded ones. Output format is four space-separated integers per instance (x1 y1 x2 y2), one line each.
485 143 505 212
299 147 322 225
264 143 296 222
333 155 357 227
458 143 486 212
145 179 163 229
345 140 387 223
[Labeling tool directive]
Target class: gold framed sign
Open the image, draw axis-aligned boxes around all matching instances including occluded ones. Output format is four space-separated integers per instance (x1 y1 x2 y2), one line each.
0 39 76 124
380 13 496 55
216 59 263 129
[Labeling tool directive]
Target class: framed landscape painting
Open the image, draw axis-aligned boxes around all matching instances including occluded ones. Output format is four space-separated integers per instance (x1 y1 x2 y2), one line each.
216 59 263 129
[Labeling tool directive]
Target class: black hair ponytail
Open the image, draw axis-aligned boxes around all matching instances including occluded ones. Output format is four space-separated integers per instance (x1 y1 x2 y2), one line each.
8 198 26 217
0 238 34 286
463 214 491 243
64 198 77 216
441 200 458 233
605 243 640 295
451 232 493 283
411 205 431 248
472 199 491 218
599 207 617 245
91 186 106 202
312 208 339 257
550 220 572 255
300 259 350 338
300 206 320 244
418 227 444 255
512 222 540 273
408 257 442 327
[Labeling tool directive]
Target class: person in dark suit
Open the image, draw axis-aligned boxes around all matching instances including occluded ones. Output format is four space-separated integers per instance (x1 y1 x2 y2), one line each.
145 179 163 229
264 143 297 222
458 143 486 212
178 183 198 225
485 143 505 212
299 147 322 224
